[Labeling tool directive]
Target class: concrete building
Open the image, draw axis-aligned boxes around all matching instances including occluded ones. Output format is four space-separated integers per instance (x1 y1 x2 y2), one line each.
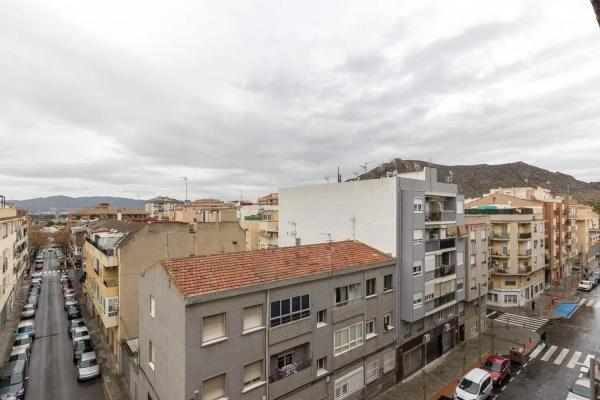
144 196 183 220
171 204 237 224
240 206 279 250
0 198 29 331
279 168 466 379
82 219 245 376
575 205 600 272
132 241 397 400
258 192 279 206
465 198 545 308
460 215 490 341
69 203 147 222
69 226 86 268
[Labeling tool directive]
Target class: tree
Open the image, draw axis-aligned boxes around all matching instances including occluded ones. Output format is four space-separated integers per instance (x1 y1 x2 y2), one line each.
29 226 48 254
585 200 600 215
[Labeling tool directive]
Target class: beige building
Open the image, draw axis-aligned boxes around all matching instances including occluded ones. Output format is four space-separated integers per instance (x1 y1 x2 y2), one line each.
69 203 148 222
466 196 545 308
0 200 29 331
239 206 279 250
257 192 278 206
575 204 600 271
170 204 237 223
144 196 183 220
82 219 245 373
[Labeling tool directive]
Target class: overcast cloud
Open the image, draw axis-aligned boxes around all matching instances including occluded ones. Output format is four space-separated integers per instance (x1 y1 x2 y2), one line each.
1 0 599 201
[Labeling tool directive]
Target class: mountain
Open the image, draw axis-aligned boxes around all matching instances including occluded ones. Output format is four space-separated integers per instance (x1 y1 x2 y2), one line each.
12 196 146 213
359 159 600 202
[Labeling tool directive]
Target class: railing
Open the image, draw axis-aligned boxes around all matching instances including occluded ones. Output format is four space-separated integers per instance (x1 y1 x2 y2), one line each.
270 359 312 383
518 249 532 257
519 266 532 274
491 250 510 257
104 279 118 288
492 232 509 239
433 264 456 279
86 237 116 256
425 211 456 222
105 309 118 317
518 233 532 239
425 238 455 252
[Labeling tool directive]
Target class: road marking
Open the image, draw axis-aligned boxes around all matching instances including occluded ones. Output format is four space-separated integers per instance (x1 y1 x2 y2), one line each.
587 299 595 306
509 377 514 382
529 343 546 359
493 313 549 331
579 298 587 305
516 370 521 375
567 351 582 369
541 345 558 361
594 301 600 308
554 348 570 365
584 354 592 368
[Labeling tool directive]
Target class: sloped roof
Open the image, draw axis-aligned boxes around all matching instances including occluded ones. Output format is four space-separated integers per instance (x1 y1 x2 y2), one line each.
161 240 394 298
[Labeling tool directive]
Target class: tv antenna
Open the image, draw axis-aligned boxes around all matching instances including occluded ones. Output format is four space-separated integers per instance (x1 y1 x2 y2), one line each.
359 161 375 174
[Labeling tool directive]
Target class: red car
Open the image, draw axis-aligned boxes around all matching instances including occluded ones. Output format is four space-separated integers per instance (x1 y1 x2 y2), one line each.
481 354 511 385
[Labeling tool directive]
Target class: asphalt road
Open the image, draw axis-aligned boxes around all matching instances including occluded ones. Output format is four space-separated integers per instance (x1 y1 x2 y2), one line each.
498 285 600 399
26 250 105 400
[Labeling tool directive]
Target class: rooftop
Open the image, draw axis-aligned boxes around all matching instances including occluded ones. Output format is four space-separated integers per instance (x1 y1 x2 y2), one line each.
162 240 394 299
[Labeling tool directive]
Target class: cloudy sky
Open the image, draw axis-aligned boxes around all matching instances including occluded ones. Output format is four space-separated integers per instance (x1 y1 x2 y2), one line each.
1 0 599 201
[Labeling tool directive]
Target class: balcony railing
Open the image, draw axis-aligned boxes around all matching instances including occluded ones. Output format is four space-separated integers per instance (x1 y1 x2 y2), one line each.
492 232 509 240
491 250 510 257
519 266 532 274
103 279 118 288
270 359 312 383
425 238 456 252
425 264 456 280
518 233 532 239
518 249 532 257
425 211 456 222
86 237 116 256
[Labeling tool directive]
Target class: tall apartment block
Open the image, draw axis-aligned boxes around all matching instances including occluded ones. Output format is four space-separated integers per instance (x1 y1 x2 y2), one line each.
279 168 466 379
132 241 397 400
466 195 545 308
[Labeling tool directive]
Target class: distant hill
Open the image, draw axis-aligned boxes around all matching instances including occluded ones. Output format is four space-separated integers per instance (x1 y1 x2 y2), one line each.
13 196 146 213
359 159 600 201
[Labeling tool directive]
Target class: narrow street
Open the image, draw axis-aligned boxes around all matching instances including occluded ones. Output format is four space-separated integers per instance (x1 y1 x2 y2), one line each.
26 250 105 400
498 285 600 399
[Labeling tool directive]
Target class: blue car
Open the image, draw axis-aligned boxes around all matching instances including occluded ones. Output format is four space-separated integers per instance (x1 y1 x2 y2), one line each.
15 321 35 340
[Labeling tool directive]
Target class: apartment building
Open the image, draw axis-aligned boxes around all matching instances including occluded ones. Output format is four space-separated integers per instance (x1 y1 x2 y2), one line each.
132 241 397 400
240 206 279 250
258 192 279 206
279 168 466 379
0 198 29 331
461 215 490 341
69 226 86 268
171 204 237 224
562 198 579 277
145 196 183 220
69 203 148 222
575 205 600 272
82 219 245 373
466 197 545 308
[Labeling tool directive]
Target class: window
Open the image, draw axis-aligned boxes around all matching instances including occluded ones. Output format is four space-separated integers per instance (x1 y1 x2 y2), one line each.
456 201 464 214
334 322 363 356
402 320 411 338
413 292 423 309
270 294 310 326
413 230 423 245
480 230 486 240
317 356 327 374
277 352 294 369
366 359 379 383
202 313 226 344
481 252 487 264
366 278 376 296
149 295 155 318
383 351 395 373
243 305 263 332
148 340 155 370
487 292 498 302
335 284 361 306
383 313 393 331
413 318 424 332
317 309 327 326
470 230 476 240
470 254 476 266
203 374 226 400
534 224 537 233
425 283 434 301
457 252 464 266
456 278 464 291
425 254 436 272
334 367 364 400
243 360 263 387
505 277 517 286
504 294 518 304
412 261 422 276
384 274 393 291
366 319 376 337
413 198 423 213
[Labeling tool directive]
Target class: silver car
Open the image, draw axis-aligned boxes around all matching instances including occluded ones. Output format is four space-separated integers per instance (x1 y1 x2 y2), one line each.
11 336 32 355
21 305 35 319
71 327 90 346
77 351 100 381
64 298 79 310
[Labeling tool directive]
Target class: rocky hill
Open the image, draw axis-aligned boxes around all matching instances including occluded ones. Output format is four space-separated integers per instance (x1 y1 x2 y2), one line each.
12 196 146 213
359 159 600 201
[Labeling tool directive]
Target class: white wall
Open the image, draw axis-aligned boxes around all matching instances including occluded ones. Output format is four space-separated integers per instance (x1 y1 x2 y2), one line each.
279 178 398 256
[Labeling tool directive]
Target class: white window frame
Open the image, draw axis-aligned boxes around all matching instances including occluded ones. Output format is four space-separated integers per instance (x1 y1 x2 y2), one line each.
334 322 363 356
384 274 393 291
365 319 376 338
413 230 424 245
413 292 423 309
413 198 424 213
202 313 227 345
203 373 226 400
412 260 423 277
242 360 264 388
149 295 155 318
243 304 264 333
335 283 362 306
383 313 393 331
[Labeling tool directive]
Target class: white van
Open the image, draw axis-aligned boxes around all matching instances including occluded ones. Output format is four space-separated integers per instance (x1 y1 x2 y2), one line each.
454 368 493 400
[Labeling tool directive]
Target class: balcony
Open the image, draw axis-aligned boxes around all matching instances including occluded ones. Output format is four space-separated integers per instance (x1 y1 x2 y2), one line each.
518 233 532 240
270 359 311 383
491 232 510 240
518 249 532 257
425 238 456 252
519 266 532 274
426 264 456 280
269 359 312 399
491 250 510 258
425 211 456 223
103 279 118 288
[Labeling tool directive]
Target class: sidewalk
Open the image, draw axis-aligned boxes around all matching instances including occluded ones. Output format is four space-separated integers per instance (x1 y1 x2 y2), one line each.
0 271 30 363
376 324 538 400
71 270 130 400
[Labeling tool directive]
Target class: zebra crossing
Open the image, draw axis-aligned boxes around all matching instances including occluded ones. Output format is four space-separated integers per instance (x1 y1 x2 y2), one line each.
493 312 549 331
577 297 600 308
529 343 597 374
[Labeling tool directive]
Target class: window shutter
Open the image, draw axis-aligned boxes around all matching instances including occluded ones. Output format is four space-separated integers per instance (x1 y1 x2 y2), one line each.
425 283 434 297
203 314 225 342
366 360 379 383
243 360 262 385
383 351 395 373
243 305 263 331
334 367 364 400
203 374 225 400
425 255 436 271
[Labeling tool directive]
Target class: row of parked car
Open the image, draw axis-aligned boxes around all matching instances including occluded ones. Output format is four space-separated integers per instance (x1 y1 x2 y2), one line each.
578 270 600 292
453 354 511 400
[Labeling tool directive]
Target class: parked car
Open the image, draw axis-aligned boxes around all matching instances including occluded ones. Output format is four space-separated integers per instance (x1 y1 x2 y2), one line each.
25 296 38 309
67 306 82 320
567 378 600 399
20 305 35 320
8 348 28 363
480 354 511 385
73 339 94 364
579 281 594 292
61 284 73 295
68 319 86 337
11 337 32 356
63 289 75 298
63 293 76 303
71 327 90 346
77 351 100 381
15 321 35 340
454 368 493 400
0 359 28 399
64 299 79 310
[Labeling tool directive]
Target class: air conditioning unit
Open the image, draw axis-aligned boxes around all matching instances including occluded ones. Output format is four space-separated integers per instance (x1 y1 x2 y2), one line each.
422 333 431 343
444 323 452 332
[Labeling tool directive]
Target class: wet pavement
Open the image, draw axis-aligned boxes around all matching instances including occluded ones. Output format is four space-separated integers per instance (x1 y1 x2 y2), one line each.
498 284 600 399
26 250 105 400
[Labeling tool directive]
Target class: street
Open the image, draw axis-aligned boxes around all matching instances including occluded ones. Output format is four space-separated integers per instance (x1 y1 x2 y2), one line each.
498 285 600 399
26 250 105 400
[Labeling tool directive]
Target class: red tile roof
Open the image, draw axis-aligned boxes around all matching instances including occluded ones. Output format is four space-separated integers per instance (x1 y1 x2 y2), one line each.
162 240 394 298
